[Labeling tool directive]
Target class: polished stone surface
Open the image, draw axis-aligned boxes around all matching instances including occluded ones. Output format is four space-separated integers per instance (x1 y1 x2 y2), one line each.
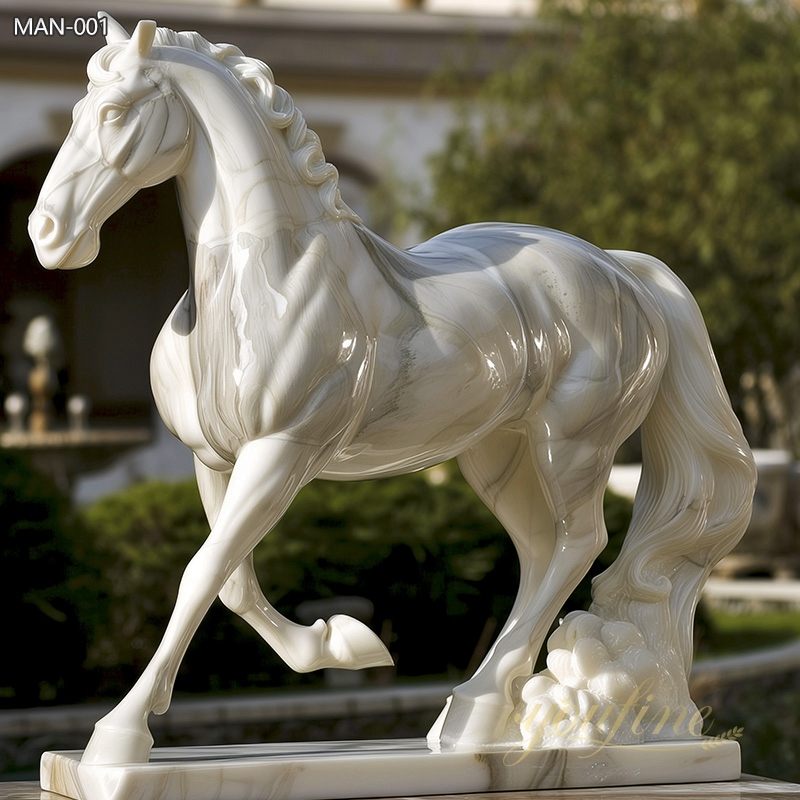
40 739 741 800
3 775 800 800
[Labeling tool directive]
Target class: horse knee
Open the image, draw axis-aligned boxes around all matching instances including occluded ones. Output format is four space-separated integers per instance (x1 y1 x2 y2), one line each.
173 551 237 615
590 526 608 558
558 520 607 557
218 575 253 616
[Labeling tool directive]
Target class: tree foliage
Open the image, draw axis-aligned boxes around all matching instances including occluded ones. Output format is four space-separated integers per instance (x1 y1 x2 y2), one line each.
425 0 800 402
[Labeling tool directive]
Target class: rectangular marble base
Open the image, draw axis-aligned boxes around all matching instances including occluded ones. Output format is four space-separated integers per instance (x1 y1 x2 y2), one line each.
41 738 740 800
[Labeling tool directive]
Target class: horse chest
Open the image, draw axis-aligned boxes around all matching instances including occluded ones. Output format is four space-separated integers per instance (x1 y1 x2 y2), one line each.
150 307 234 471
151 291 368 470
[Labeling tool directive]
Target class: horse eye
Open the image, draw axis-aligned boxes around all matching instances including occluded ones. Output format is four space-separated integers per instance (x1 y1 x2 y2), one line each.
100 104 126 125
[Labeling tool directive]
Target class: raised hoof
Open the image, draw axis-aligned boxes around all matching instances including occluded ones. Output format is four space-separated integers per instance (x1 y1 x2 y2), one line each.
325 614 394 670
81 721 154 766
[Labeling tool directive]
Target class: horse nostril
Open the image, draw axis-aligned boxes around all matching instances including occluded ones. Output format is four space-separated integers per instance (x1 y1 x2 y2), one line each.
31 211 61 245
39 214 55 240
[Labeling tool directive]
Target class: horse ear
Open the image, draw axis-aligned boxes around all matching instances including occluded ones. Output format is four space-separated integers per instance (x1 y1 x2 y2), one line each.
99 12 130 44
129 19 157 58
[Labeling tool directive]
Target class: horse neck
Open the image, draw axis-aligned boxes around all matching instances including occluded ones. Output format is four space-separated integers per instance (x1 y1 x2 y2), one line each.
170 58 329 252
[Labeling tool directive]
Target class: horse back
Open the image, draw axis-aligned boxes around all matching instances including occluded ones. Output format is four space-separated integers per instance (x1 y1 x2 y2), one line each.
339 225 667 466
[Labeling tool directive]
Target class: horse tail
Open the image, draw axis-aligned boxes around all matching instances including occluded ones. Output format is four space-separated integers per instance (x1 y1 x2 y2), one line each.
591 251 756 677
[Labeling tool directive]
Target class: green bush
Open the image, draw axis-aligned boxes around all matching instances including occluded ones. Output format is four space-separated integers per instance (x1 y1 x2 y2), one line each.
0 453 88 706
79 480 214 689
78 467 632 695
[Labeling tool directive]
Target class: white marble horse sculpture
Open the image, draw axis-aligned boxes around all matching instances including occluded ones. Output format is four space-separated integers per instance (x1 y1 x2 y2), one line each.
29 17 755 766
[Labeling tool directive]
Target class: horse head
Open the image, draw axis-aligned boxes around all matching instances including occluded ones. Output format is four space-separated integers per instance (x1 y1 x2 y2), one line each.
29 16 191 270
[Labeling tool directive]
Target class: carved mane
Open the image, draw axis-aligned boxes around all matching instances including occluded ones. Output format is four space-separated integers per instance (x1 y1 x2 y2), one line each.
87 28 361 225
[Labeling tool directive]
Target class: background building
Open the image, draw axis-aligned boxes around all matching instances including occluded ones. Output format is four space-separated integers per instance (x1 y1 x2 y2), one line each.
0 0 539 499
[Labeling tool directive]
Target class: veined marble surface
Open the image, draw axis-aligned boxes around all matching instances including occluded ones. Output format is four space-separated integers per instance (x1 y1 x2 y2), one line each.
5 779 800 800
5 775 800 800
39 738 740 800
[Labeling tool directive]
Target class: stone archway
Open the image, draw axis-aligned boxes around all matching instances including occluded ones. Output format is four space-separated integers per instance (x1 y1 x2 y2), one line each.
0 151 190 427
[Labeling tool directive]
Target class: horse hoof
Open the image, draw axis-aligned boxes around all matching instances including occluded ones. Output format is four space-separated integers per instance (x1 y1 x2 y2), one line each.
326 614 393 669
431 692 513 750
81 723 154 766
426 695 453 748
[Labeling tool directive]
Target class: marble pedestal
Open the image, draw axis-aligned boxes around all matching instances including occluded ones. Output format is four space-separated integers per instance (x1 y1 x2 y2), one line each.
41 738 740 800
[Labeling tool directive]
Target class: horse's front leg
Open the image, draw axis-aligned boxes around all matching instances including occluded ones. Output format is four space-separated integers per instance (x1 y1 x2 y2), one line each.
81 437 325 766
195 458 392 673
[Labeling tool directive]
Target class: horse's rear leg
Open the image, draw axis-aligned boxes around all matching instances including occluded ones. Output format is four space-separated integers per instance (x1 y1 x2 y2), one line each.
196 459 392 673
431 423 610 748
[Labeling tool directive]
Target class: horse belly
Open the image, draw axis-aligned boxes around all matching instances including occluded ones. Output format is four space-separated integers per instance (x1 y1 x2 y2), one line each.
323 382 521 479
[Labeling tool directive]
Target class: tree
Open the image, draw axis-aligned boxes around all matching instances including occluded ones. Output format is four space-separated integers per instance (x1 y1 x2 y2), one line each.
424 0 800 438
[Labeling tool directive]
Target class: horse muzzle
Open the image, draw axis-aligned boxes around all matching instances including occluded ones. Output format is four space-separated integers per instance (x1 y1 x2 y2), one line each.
28 207 99 270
